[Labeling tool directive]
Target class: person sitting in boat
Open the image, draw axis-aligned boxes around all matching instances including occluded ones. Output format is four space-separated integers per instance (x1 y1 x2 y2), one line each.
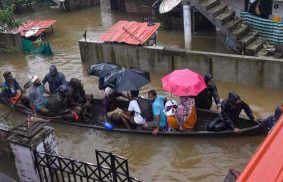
121 90 146 129
167 96 197 131
68 78 94 121
48 85 79 121
260 105 283 131
164 100 177 129
164 100 178 117
57 85 71 112
0 71 29 108
147 90 167 135
103 87 128 123
42 65 68 94
207 92 257 133
195 74 221 112
29 75 51 115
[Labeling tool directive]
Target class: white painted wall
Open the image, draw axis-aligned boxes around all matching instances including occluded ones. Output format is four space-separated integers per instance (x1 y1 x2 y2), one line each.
8 127 58 182
9 144 40 182
272 1 283 21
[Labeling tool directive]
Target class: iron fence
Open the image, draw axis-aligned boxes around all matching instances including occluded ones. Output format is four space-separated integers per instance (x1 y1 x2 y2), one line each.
34 150 141 182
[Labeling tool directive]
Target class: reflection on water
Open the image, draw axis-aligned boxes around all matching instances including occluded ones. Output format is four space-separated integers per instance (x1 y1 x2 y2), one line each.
0 5 282 181
53 123 263 181
0 152 19 181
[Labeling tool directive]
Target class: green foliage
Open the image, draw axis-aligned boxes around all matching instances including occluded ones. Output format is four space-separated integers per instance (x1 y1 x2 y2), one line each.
0 4 22 32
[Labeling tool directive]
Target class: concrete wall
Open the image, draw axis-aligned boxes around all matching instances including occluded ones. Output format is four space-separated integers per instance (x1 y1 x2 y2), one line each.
125 0 152 16
9 144 40 182
0 32 23 53
110 0 152 16
0 121 59 182
79 40 283 88
8 127 58 182
64 0 100 11
0 123 10 154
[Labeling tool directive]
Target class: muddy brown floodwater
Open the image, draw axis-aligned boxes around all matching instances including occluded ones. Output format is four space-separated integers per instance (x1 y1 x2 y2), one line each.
0 4 282 181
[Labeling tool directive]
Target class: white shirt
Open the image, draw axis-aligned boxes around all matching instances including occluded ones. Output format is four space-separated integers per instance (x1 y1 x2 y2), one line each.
128 99 146 125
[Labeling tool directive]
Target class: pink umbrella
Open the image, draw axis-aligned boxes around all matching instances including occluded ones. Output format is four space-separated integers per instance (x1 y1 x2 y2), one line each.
162 69 207 96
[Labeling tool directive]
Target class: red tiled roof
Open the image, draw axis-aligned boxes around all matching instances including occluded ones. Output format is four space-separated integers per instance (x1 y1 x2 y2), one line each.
18 20 56 37
99 20 160 45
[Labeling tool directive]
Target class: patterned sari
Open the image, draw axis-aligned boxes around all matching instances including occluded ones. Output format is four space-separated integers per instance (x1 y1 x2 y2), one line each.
175 96 197 129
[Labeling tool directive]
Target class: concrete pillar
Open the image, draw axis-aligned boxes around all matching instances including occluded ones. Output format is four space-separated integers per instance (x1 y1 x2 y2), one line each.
0 123 10 154
7 126 58 182
183 3 192 50
100 0 111 12
100 0 113 29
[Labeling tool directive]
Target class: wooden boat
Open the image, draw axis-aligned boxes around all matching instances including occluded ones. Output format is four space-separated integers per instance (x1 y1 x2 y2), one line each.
0 97 268 136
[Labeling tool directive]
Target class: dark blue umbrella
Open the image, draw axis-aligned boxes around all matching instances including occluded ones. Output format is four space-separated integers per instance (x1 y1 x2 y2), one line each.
103 68 150 91
87 63 122 77
98 69 124 90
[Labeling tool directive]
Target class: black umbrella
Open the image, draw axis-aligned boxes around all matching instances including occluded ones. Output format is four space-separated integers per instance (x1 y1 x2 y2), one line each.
103 68 150 91
98 69 124 90
87 63 122 77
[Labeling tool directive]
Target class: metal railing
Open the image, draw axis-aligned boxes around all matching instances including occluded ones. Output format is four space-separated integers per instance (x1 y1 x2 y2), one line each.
34 150 141 182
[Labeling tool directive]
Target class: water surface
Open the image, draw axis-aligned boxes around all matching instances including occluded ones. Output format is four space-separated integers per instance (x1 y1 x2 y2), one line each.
0 5 282 181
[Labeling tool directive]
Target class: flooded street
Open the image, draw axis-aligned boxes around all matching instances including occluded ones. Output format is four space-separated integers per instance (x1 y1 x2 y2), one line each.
0 4 283 181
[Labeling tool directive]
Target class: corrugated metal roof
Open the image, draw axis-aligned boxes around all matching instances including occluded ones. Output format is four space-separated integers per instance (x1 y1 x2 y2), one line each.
18 20 56 37
99 21 160 45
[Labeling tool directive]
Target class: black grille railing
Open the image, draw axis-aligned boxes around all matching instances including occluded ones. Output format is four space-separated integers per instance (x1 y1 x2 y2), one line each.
34 150 141 182
96 150 130 182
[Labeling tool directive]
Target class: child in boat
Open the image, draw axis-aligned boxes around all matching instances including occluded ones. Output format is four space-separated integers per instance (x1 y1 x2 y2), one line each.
164 100 178 129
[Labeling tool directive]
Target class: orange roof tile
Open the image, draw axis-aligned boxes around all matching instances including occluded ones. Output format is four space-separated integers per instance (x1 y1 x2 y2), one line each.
99 20 160 45
18 20 56 37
